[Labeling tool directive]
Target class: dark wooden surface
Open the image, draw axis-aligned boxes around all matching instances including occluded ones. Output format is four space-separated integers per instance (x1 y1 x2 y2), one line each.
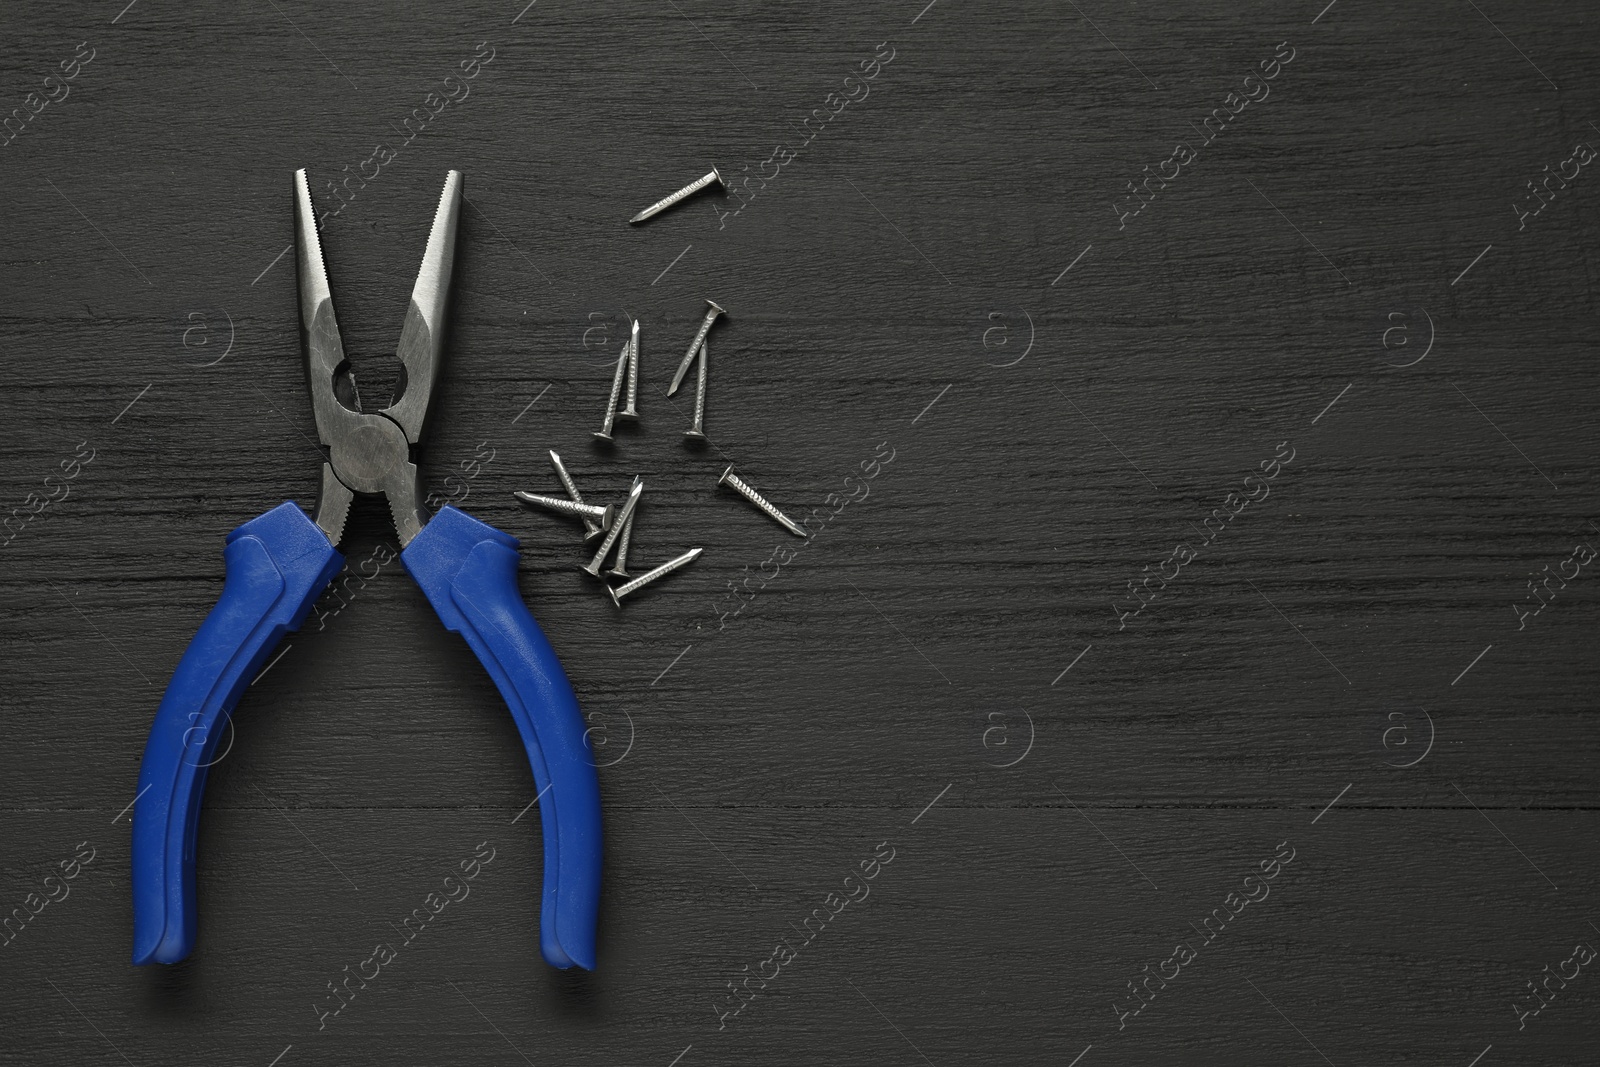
3 1 1598 1064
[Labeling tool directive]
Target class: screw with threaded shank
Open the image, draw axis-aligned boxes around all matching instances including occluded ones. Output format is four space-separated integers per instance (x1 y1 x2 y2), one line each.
581 477 643 577
684 338 709 440
629 168 725 225
607 548 703 607
604 504 636 579
718 466 807 538
668 300 724 396
618 319 641 421
513 492 615 531
593 341 628 441
548 449 605 540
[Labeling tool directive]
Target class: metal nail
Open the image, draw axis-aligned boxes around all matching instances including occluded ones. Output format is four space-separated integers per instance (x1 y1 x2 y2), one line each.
593 341 628 441
629 168 725 225
607 548 703 607
684 337 708 440
549 449 605 540
514 492 615 530
718 466 807 538
668 299 725 396
604 505 636 579
617 319 641 420
581 477 643 576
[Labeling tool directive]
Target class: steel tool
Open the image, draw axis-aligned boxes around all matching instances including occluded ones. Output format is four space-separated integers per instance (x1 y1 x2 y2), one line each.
132 170 602 972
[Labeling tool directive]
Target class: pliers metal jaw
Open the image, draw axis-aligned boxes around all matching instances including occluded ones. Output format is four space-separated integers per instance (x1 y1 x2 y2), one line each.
297 167 446 548
132 170 602 972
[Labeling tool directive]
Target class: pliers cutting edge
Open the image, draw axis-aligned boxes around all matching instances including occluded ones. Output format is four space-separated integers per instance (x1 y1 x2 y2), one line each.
132 170 601 970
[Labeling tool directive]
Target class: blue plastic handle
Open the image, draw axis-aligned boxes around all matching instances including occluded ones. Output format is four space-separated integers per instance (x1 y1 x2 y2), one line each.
132 502 343 965
402 506 602 971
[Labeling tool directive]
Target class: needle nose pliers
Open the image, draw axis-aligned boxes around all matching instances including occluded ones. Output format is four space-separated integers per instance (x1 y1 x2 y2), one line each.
132 170 601 971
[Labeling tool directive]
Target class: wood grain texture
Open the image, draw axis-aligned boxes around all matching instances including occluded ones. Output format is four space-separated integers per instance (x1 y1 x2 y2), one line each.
3 1 1598 1064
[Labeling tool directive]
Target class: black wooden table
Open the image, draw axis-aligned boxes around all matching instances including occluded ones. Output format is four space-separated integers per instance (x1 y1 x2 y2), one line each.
3 2 1597 1064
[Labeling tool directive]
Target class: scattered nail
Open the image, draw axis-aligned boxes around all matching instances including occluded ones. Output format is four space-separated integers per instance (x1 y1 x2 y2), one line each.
514 491 615 531
594 342 628 441
604 500 637 579
630 168 725 225
581 477 643 577
669 300 724 396
719 466 806 538
608 548 703 607
549 449 605 540
684 337 708 441
618 319 641 421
